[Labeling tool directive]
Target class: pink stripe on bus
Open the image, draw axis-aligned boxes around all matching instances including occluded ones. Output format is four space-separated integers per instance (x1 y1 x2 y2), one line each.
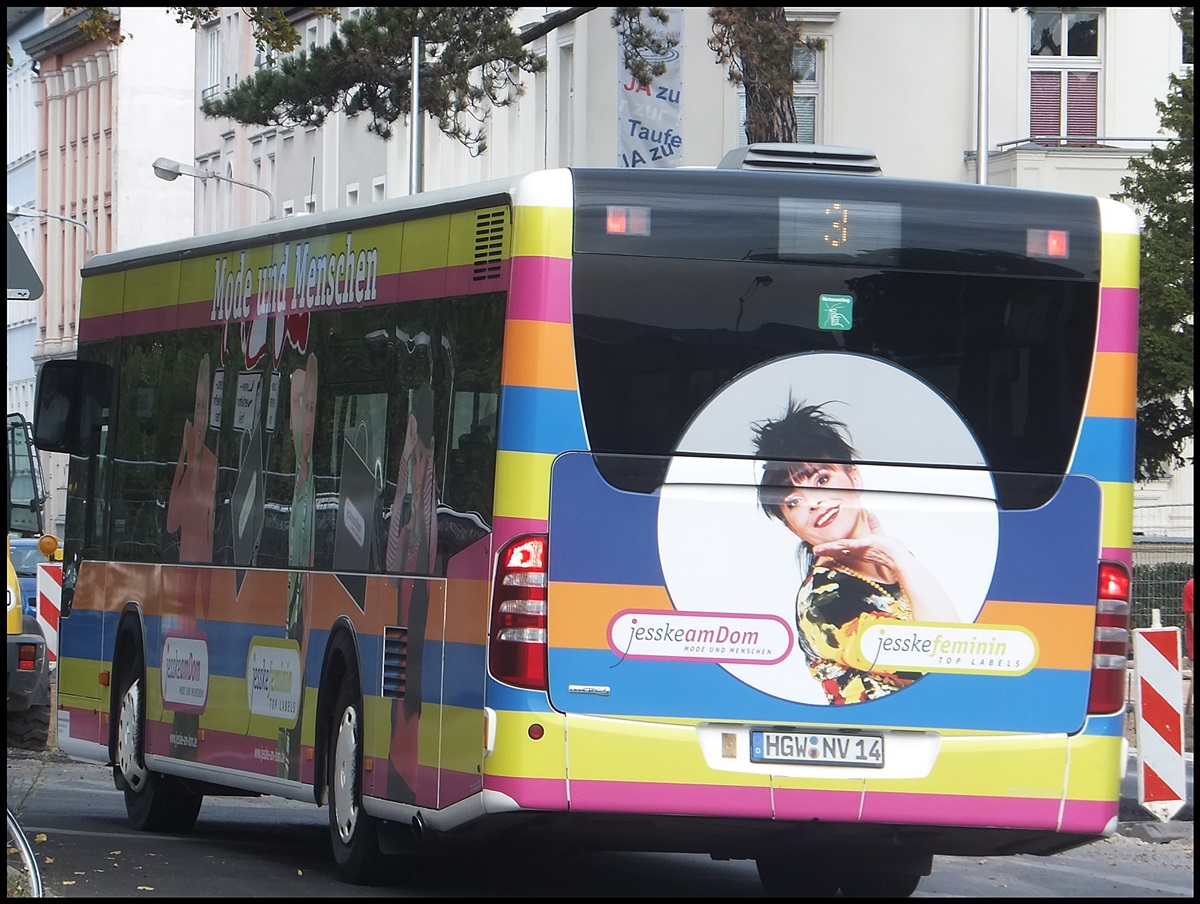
1058 797 1120 833
860 790 1061 829
1101 547 1133 569
79 262 507 342
483 774 569 809
507 257 573 323
567 780 772 818
492 515 549 551
1096 287 1138 353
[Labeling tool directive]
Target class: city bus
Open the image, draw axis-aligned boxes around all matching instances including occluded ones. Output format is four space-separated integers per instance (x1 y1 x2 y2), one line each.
34 145 1139 896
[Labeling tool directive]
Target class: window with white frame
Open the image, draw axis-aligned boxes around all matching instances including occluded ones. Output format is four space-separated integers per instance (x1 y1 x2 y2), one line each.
1028 9 1102 145
738 41 823 146
372 177 386 202
202 23 221 101
346 184 359 207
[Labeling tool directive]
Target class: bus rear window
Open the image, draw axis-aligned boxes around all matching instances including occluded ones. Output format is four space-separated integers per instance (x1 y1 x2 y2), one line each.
571 253 1097 497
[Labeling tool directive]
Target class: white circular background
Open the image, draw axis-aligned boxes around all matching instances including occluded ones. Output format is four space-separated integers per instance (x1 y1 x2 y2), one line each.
657 353 999 704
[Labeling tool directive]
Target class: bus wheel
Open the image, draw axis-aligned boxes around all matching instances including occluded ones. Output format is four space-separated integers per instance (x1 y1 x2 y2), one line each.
114 646 203 833
756 856 841 897
328 676 384 884
838 870 922 898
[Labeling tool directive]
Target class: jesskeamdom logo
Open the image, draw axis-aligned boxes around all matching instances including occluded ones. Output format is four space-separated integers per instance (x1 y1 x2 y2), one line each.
607 610 793 664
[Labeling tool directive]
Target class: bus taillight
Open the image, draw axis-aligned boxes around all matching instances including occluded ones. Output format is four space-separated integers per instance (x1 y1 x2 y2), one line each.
489 534 548 690
1088 560 1131 715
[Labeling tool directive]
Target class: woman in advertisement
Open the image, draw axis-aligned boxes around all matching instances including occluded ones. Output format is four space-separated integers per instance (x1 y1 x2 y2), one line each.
753 398 959 704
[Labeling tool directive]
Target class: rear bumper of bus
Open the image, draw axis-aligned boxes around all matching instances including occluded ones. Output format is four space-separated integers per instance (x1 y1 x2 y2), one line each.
472 708 1126 858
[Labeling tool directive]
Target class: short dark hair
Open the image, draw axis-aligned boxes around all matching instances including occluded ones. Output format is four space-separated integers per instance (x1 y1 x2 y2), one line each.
752 399 857 523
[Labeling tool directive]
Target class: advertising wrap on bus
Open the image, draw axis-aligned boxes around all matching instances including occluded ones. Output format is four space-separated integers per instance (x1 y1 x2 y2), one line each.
32 155 1138 896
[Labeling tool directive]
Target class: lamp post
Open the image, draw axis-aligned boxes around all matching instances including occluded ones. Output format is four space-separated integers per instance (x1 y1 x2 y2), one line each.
7 205 94 255
152 156 276 219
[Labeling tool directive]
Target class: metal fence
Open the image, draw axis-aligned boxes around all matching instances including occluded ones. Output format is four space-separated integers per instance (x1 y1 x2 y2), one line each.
1131 501 1192 633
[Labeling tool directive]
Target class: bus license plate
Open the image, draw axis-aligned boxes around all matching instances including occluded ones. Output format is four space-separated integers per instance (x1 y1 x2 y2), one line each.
750 730 884 768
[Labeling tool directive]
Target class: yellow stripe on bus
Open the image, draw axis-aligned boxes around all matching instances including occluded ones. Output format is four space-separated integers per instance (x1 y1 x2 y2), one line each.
1086 352 1137 419
493 450 555 520
1099 481 1134 550
79 270 126 320
863 732 1068 798
485 710 568 779
512 206 573 260
1100 231 1139 290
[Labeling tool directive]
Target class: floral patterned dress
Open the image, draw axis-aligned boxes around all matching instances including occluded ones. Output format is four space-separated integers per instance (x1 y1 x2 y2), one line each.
796 562 924 704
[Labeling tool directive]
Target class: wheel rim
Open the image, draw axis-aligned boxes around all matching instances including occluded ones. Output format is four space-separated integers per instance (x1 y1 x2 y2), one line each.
332 704 360 845
117 678 147 792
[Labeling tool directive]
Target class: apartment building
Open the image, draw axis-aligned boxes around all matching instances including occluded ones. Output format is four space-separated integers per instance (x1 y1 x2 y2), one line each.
7 6 1193 539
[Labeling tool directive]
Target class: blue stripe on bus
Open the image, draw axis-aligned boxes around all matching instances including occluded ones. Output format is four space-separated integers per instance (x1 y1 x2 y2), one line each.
62 614 485 710
545 649 1089 734
496 385 587 454
547 451 665 587
986 474 1102 605
1070 417 1135 483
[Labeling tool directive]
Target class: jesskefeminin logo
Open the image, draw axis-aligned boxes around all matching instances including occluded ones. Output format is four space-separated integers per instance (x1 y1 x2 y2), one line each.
607 610 793 664
856 623 1038 676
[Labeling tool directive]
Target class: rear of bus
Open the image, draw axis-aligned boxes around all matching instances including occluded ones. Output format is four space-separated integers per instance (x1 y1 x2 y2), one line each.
484 163 1137 892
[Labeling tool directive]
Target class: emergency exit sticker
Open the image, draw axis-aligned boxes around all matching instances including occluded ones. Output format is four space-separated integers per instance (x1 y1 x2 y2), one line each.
819 294 854 330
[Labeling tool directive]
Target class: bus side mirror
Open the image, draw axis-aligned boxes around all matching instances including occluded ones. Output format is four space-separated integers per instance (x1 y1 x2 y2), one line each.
33 360 114 455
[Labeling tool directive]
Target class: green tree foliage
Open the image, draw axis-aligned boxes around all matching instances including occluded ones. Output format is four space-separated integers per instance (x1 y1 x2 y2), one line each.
708 7 811 144
1116 8 1194 480
202 7 545 154
611 6 679 88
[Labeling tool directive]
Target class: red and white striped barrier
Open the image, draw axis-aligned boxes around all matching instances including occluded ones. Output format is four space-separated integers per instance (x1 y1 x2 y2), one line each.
1132 626 1186 821
36 562 63 667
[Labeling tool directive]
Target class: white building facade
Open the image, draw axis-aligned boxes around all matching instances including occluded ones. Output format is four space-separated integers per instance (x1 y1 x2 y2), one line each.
6 6 1193 539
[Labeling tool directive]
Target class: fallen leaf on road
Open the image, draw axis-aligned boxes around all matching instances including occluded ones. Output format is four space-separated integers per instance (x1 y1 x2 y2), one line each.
137 886 154 891
62 880 76 886
35 833 47 842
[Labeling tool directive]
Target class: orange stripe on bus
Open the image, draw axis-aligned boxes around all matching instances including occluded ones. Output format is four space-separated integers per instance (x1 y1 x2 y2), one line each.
1085 352 1137 419
977 600 1094 670
547 582 675 648
500 320 578 390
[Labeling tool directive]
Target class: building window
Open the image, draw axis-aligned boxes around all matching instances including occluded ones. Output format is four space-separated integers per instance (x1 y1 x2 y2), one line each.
202 24 221 101
372 177 386 202
1028 9 1102 145
346 184 359 207
738 41 823 146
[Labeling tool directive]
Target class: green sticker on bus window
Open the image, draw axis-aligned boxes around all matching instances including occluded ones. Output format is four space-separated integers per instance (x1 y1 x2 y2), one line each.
819 294 854 330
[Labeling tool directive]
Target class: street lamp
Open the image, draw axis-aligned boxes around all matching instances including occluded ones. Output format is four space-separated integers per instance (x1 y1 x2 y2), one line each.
7 205 94 255
152 156 276 219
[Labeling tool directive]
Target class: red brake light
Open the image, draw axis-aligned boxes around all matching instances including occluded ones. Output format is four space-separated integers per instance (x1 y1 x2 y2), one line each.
489 534 548 690
1088 561 1131 715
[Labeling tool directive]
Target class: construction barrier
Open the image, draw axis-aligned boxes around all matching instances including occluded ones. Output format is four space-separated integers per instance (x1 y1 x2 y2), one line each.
36 562 62 667
1132 625 1186 821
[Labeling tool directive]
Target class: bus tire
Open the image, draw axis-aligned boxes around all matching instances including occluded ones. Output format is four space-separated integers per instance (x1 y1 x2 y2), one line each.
755 856 841 897
7 705 50 750
328 675 384 884
838 870 922 898
114 639 203 833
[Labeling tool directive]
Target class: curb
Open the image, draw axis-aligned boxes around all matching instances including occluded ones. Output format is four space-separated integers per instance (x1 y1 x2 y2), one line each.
1116 820 1193 843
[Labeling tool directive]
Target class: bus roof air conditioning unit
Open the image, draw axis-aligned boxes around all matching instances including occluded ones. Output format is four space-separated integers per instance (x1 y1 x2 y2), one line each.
717 143 882 175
